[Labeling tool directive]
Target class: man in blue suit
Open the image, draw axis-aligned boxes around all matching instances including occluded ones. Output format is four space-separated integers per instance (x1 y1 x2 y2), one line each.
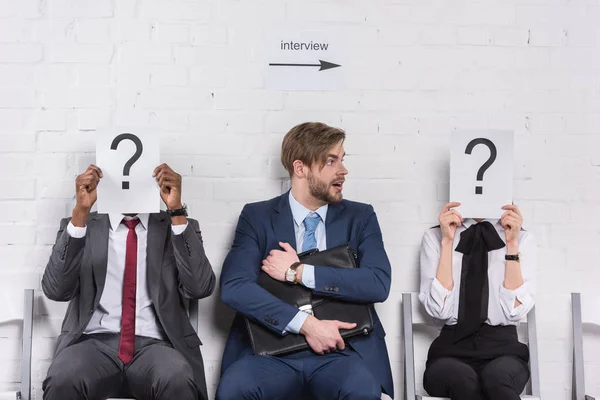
217 122 393 399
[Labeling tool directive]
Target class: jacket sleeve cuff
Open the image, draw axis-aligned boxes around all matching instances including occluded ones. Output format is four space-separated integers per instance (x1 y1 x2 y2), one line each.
301 264 315 289
67 222 87 238
171 222 188 235
283 310 309 334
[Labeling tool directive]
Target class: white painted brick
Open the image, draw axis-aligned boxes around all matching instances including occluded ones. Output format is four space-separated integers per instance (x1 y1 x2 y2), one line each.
286 3 367 23
566 114 600 135
48 0 113 18
75 19 112 43
0 135 36 152
493 27 530 46
189 67 228 88
458 27 493 46
215 91 283 111
139 88 213 109
0 0 41 18
153 23 190 44
77 109 111 130
32 19 76 42
77 65 112 87
0 20 32 43
114 20 152 42
40 87 112 108
419 26 457 46
0 180 35 199
567 26 600 47
213 2 285 24
48 43 114 63
0 155 34 176
141 0 211 21
150 66 188 87
187 112 228 133
118 43 172 65
529 28 568 47
0 65 35 87
378 26 419 46
29 109 68 131
0 87 36 108
0 201 30 222
0 43 42 62
0 224 35 245
174 45 243 67
223 112 265 134
37 131 95 153
225 66 264 90
516 5 587 27
190 26 228 46
148 110 188 130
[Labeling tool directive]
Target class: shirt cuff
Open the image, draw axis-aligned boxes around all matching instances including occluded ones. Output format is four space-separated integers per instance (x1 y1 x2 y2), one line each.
171 222 188 235
67 222 87 238
500 283 531 317
301 264 315 289
431 278 453 308
283 310 309 334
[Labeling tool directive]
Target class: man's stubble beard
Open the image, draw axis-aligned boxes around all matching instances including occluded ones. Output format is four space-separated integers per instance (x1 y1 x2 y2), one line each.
307 172 342 205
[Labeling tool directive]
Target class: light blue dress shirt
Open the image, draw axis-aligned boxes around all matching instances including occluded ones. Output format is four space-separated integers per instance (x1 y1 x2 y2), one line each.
283 192 328 334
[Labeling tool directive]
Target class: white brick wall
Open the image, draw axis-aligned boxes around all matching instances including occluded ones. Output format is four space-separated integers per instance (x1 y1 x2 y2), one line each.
0 0 599 399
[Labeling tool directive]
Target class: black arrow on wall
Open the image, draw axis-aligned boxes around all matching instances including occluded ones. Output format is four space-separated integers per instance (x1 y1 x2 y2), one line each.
269 59 341 71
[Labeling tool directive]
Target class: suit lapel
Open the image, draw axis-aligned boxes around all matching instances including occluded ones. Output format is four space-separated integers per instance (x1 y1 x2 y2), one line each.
325 201 345 249
90 213 109 305
272 192 297 253
147 212 167 302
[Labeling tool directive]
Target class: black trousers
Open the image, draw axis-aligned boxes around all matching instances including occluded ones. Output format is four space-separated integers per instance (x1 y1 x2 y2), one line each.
424 324 530 400
43 333 198 400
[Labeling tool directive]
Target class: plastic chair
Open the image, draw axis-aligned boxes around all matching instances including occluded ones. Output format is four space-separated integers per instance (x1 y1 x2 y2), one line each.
0 289 34 400
401 292 541 400
571 293 598 400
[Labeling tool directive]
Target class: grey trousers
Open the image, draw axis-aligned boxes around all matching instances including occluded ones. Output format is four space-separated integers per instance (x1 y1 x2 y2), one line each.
43 333 198 400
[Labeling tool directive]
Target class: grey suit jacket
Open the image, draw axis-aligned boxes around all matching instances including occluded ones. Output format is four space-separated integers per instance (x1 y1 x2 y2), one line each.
42 211 216 400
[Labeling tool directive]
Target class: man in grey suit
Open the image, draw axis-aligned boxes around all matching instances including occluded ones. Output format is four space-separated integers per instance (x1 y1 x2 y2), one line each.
42 163 215 400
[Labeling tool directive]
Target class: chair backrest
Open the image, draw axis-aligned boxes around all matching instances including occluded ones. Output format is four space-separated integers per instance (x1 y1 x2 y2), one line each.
572 292 600 400
0 289 34 400
402 292 540 399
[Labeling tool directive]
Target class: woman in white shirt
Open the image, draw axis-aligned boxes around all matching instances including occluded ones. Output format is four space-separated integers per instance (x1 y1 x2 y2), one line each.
418 202 536 400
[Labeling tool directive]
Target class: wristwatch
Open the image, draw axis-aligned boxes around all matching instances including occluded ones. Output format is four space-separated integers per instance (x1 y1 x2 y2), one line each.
285 261 302 284
166 204 188 217
505 252 521 262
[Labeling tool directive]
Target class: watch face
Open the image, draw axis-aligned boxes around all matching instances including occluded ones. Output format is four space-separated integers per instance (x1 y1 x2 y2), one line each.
285 269 295 282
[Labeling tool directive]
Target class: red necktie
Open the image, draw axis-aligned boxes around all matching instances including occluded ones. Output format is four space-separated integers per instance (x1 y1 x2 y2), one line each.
118 218 139 364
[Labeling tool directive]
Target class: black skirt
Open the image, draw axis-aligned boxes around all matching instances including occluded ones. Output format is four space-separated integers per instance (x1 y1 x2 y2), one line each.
427 323 529 368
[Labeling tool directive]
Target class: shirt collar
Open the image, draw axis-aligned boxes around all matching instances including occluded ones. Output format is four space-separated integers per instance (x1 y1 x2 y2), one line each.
288 192 328 228
462 218 503 233
108 213 149 232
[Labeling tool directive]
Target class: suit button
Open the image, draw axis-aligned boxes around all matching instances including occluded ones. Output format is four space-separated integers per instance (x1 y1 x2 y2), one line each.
90 310 94 314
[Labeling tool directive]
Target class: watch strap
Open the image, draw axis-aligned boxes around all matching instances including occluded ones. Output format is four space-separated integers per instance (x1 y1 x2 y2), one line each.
166 204 188 217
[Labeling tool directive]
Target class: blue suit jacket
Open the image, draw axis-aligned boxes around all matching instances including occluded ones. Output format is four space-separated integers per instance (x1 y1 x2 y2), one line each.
220 192 394 397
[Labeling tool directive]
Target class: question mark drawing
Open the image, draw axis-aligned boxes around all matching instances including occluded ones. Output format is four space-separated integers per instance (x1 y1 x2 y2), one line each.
110 133 143 190
464 138 497 195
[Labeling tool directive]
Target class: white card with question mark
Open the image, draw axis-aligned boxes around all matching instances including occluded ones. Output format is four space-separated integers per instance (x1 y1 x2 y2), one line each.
95 128 160 214
450 130 514 219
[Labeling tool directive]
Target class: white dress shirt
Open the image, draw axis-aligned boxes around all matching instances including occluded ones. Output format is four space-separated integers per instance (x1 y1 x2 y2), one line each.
67 213 187 340
283 192 328 334
418 219 536 327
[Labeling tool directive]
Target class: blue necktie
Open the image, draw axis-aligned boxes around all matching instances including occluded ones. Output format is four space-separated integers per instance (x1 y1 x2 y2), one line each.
302 212 321 252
